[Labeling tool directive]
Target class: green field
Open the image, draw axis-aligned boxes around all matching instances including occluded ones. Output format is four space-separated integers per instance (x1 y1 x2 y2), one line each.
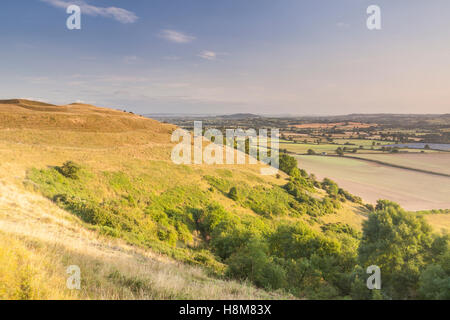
279 141 338 154
278 139 429 156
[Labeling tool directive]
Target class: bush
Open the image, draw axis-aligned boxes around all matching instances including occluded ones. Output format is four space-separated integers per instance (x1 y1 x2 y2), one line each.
322 178 339 198
228 187 239 201
269 223 341 260
279 154 298 175
57 161 81 179
226 240 287 290
321 223 361 239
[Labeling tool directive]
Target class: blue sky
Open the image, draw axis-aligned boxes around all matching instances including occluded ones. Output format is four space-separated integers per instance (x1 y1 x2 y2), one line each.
1 0 450 115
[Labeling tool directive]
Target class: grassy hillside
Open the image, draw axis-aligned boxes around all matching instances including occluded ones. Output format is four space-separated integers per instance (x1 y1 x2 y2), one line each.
0 184 289 300
0 100 448 300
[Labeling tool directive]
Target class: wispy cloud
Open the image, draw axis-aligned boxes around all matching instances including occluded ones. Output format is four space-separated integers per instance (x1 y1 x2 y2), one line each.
159 29 195 43
197 51 217 61
41 0 138 24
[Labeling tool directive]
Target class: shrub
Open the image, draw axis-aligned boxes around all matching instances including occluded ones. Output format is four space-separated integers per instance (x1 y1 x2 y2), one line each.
321 223 361 239
269 223 341 260
57 161 81 179
322 178 339 198
279 154 298 175
226 240 286 290
228 187 239 201
358 203 435 299
418 250 450 299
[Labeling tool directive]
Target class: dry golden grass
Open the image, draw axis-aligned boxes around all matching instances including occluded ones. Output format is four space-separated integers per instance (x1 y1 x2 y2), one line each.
319 203 369 232
0 232 77 300
0 99 176 134
0 182 291 300
424 214 450 234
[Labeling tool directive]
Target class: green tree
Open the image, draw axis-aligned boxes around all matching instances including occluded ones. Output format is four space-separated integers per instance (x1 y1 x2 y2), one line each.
279 153 298 175
418 251 450 299
358 202 434 299
335 147 344 156
226 240 287 290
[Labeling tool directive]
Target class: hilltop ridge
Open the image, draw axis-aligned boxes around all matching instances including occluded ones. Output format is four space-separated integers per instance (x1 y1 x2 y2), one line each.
0 99 175 134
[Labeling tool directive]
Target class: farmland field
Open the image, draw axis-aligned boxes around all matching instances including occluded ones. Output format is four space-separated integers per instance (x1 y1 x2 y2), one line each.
279 139 433 155
296 155 450 211
424 214 450 234
352 153 450 176
279 141 339 154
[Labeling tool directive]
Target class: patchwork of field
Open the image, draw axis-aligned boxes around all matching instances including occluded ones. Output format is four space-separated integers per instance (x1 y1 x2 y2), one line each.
278 139 430 155
279 141 339 154
296 155 450 211
289 122 376 129
352 153 450 176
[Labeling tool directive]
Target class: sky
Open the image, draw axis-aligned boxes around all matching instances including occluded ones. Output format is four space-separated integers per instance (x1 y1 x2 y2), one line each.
0 0 450 115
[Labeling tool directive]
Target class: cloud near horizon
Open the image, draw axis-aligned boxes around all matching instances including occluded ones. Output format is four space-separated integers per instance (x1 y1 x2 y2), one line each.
41 0 138 24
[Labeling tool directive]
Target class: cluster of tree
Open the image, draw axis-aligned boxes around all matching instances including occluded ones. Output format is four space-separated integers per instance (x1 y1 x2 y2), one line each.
335 147 359 156
203 160 449 299
203 199 449 299
195 204 356 297
380 146 400 153
353 200 449 299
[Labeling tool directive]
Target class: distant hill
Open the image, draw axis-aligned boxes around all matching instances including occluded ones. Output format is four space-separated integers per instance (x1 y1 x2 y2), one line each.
144 113 262 120
218 113 262 120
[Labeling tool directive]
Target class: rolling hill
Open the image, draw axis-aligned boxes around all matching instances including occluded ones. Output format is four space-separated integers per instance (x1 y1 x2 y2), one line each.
0 99 447 300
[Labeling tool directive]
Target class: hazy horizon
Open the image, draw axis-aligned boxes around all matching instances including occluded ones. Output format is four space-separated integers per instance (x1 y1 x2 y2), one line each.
1 0 450 115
